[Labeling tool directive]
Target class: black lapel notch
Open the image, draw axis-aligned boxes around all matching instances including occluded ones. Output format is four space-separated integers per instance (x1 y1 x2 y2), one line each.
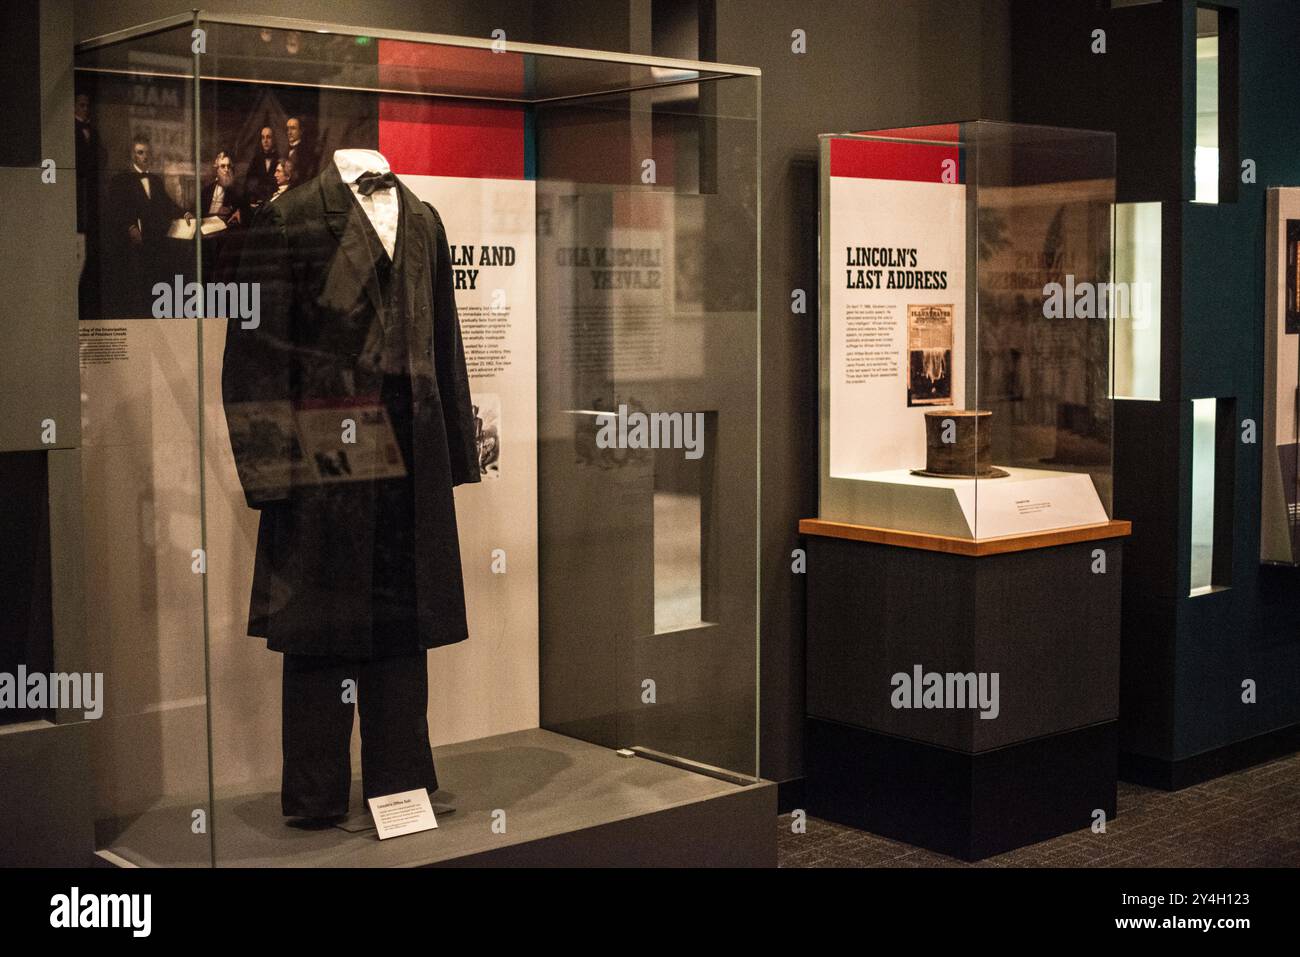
319 162 385 322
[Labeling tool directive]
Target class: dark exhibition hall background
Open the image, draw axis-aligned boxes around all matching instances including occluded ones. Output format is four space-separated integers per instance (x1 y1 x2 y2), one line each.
1 0 1298 858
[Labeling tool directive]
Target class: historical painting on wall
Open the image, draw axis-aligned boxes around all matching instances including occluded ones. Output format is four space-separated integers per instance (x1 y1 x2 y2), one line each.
74 53 376 321
74 72 194 320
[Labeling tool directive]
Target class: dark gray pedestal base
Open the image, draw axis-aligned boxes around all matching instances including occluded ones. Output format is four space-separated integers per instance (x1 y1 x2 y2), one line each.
96 728 776 868
803 530 1124 861
806 717 1117 861
0 719 95 866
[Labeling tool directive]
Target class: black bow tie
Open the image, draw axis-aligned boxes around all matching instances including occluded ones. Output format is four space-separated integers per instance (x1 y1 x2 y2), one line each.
356 170 397 196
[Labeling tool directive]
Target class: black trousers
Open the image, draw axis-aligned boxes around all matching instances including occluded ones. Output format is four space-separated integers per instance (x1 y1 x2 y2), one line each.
280 373 435 818
281 650 439 817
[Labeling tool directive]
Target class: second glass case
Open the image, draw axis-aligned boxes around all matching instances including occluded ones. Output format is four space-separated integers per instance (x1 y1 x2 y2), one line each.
818 121 1116 540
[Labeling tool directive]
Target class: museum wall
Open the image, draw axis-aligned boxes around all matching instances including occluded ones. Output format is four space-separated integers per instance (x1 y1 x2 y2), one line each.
714 0 1013 788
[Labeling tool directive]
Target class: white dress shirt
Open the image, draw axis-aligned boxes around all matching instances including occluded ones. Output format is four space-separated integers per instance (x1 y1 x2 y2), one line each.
333 148 399 259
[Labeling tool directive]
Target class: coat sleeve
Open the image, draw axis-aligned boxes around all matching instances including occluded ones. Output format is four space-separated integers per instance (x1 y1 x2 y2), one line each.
426 202 482 487
221 202 296 508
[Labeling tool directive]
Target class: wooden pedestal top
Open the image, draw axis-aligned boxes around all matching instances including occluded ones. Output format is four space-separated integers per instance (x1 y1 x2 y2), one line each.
798 518 1132 557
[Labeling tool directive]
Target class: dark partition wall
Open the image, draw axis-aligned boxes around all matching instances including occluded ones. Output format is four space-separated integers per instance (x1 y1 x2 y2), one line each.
0 0 96 867
1013 0 1300 784
0 453 54 725
0 0 42 167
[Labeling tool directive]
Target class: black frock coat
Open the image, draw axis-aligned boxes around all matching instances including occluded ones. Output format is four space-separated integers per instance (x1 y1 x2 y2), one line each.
221 163 480 657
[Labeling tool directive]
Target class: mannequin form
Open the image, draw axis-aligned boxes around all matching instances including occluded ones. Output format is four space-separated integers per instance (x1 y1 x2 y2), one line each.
333 148 398 256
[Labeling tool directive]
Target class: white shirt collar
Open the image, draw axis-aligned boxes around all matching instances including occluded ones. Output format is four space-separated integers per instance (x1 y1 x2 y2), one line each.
333 149 390 185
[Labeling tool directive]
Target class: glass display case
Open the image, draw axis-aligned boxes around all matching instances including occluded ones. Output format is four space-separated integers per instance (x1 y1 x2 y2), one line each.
74 13 761 866
817 121 1116 540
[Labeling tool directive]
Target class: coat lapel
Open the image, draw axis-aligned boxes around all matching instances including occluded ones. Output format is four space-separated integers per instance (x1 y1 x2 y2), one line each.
396 180 427 282
320 162 385 322
396 180 431 376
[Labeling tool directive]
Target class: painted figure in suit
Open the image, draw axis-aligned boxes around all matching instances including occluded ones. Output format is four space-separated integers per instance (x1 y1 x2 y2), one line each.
201 151 248 285
105 136 184 315
267 158 294 203
284 116 317 183
200 151 244 225
243 125 280 213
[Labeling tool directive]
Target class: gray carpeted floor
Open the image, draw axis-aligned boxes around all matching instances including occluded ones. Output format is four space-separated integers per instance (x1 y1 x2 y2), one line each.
778 751 1300 867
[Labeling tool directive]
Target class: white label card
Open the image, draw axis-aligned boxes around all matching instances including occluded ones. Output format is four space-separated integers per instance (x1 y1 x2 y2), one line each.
367 788 439 840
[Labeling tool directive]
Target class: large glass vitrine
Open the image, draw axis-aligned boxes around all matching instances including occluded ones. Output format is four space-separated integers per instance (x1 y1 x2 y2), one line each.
74 13 760 866
817 122 1116 541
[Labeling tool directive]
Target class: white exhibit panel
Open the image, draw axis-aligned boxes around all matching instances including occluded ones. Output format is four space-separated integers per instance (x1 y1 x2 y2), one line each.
834 468 1110 540
827 175 968 479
